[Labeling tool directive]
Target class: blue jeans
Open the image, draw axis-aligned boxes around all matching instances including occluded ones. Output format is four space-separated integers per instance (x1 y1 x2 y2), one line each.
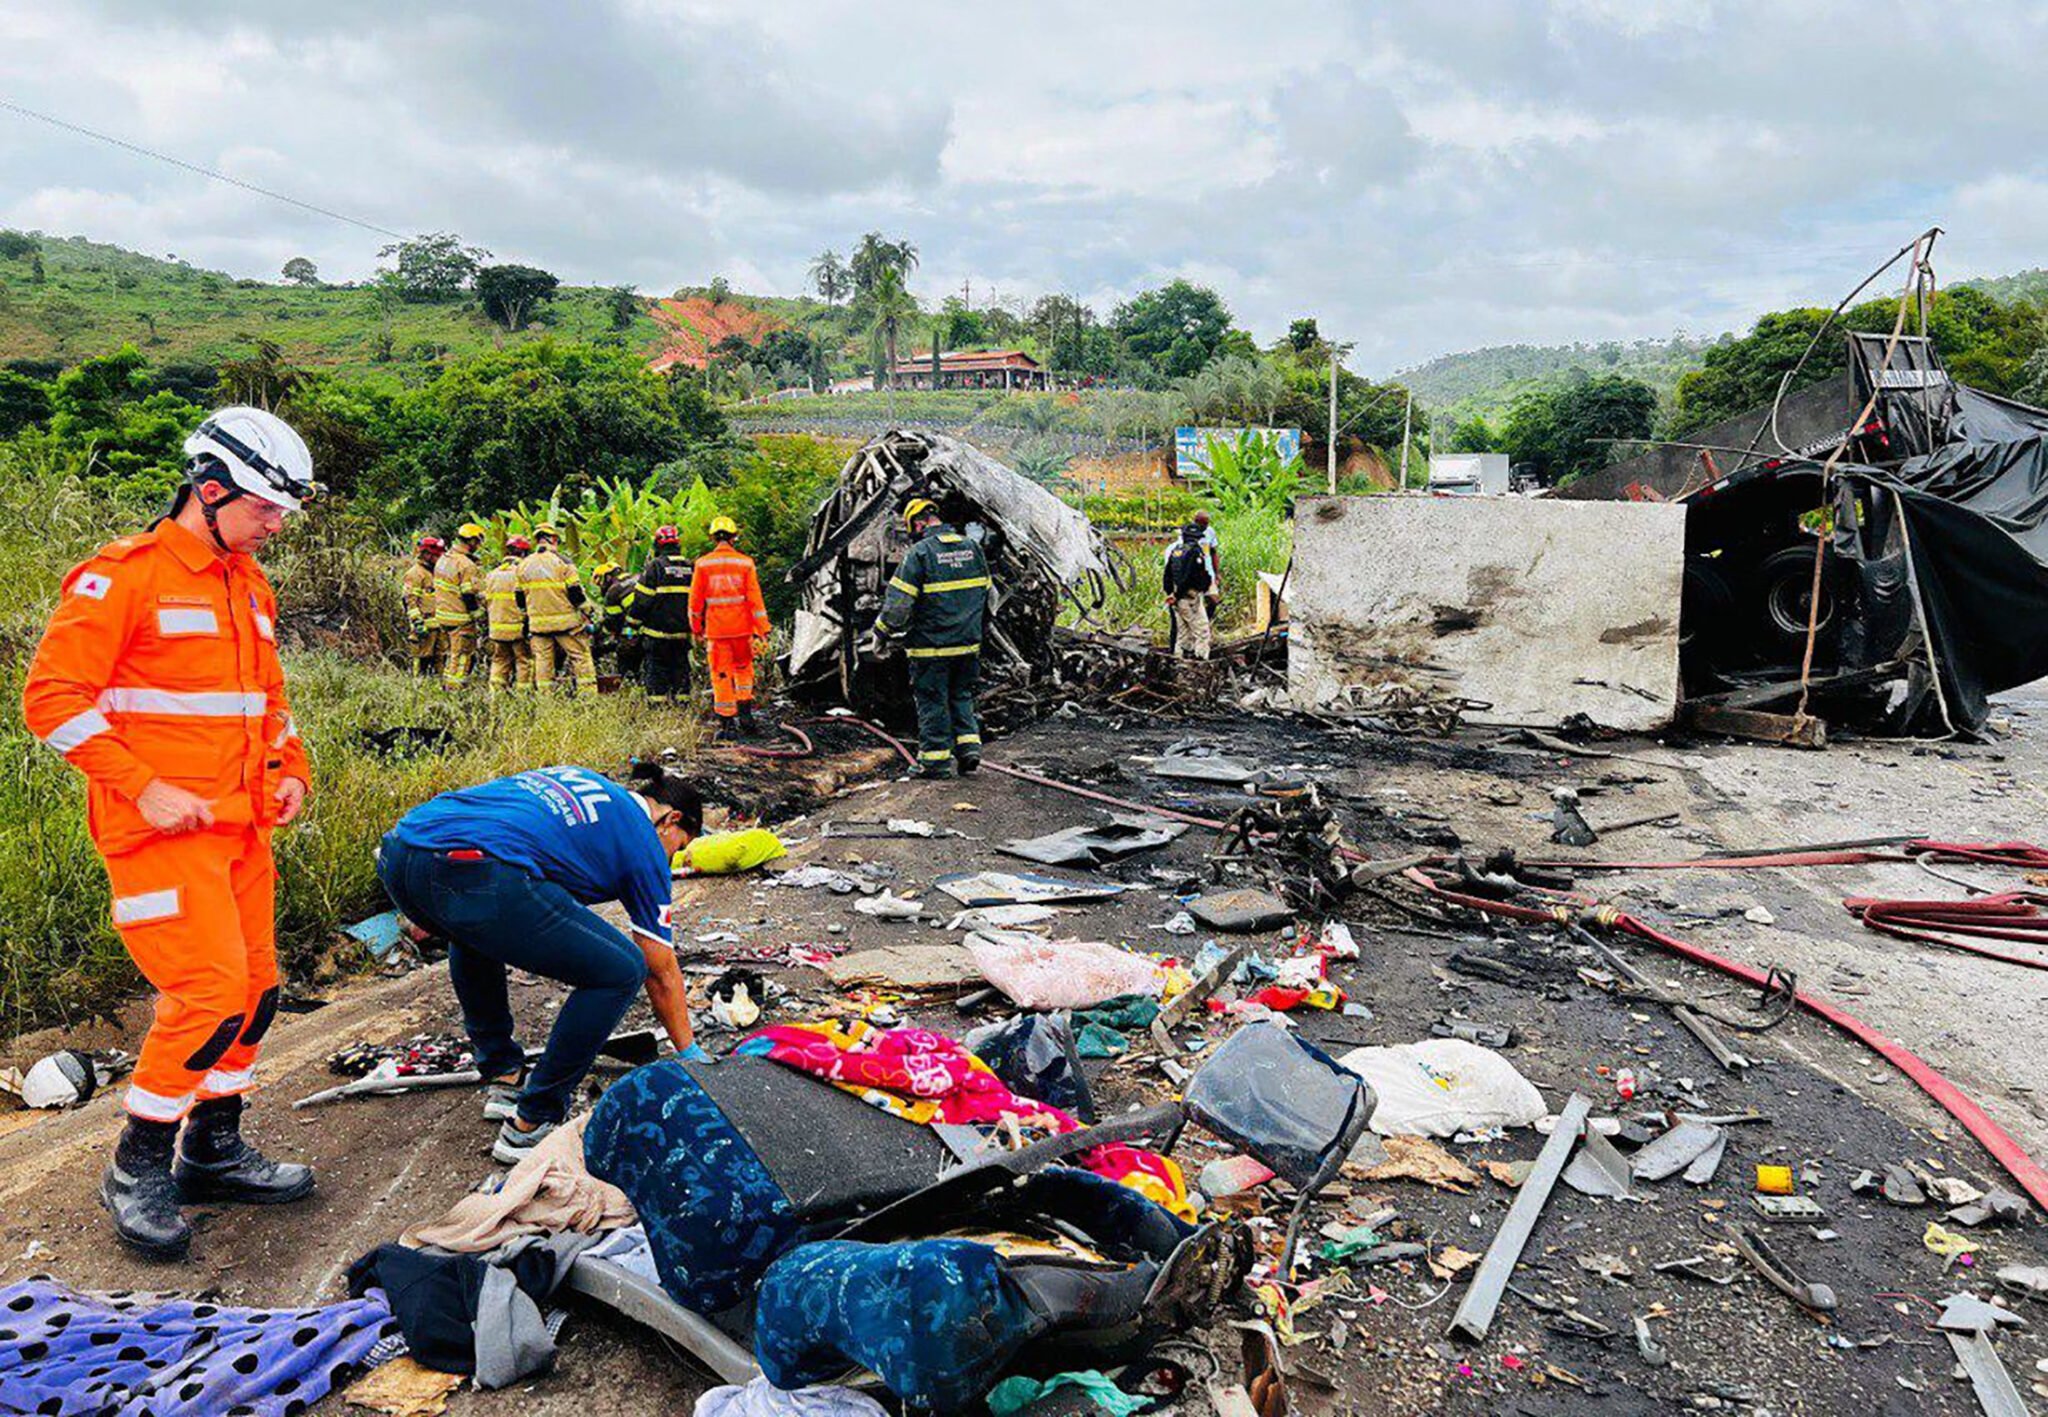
377 836 648 1125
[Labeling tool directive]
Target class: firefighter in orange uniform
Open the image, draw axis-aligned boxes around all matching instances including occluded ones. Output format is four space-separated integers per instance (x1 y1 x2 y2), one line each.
22 407 318 1259
688 515 770 734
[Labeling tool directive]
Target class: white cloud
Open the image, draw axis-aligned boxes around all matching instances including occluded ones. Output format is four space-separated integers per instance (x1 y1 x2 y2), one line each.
2 1 2043 372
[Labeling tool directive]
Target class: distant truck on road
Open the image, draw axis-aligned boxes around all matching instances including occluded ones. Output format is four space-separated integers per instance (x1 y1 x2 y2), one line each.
1426 453 1511 496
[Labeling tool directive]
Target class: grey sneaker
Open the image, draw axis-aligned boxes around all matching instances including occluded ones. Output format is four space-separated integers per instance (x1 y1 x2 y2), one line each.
482 1077 524 1122
491 1117 558 1165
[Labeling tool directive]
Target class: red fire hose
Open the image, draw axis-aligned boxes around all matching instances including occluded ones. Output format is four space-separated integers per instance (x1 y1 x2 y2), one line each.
1846 891 2048 972
813 721 2048 1212
1402 867 2048 1214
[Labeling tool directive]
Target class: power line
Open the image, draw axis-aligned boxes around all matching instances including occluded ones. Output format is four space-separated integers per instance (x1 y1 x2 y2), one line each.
0 97 407 241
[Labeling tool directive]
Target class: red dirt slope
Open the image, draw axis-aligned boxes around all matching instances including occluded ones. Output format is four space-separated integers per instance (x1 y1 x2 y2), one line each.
648 295 783 372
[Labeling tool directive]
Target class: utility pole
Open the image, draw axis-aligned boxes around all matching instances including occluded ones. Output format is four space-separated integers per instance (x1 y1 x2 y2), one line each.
1327 344 1340 495
962 277 971 310
1399 389 1414 488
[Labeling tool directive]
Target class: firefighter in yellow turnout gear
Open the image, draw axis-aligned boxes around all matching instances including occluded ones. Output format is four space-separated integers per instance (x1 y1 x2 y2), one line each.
483 536 534 691
401 535 445 679
432 524 486 690
518 524 597 693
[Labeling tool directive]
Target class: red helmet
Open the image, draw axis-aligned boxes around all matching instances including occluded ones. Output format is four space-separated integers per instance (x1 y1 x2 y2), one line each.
417 535 446 557
654 524 681 546
506 535 533 554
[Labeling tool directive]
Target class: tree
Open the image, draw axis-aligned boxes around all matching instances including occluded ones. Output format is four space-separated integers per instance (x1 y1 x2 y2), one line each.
29 252 45 285
1287 318 1322 354
1505 371 1657 485
1113 280 1233 378
474 263 560 331
0 369 51 437
1440 413 1503 454
0 231 37 262
217 339 306 410
281 256 319 286
376 231 490 302
376 341 697 514
808 250 849 305
849 232 918 300
708 275 731 302
606 285 641 331
1029 294 1094 371
864 267 919 389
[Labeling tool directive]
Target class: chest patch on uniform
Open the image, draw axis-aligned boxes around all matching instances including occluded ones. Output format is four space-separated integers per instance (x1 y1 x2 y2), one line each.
156 605 221 636
73 572 113 600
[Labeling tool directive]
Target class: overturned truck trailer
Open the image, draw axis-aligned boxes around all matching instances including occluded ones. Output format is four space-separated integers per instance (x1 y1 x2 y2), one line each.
1674 335 2048 736
785 430 1123 713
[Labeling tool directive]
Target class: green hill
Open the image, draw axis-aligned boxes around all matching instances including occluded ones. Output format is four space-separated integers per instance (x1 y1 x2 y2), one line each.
1392 334 1718 424
0 233 668 376
1958 268 2048 306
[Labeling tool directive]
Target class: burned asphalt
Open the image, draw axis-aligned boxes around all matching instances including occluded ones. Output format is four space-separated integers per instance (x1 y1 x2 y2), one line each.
4 698 2048 1414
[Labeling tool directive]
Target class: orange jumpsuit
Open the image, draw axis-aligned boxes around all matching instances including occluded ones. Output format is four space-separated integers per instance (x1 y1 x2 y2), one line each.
688 542 770 717
22 517 309 1123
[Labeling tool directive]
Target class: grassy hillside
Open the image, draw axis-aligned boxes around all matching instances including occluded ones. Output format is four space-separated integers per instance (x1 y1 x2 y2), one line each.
1958 268 2048 305
0 233 669 375
1393 334 1717 424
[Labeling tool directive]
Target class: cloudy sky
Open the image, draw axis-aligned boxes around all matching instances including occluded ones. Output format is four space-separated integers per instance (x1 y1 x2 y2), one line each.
3 1 2044 373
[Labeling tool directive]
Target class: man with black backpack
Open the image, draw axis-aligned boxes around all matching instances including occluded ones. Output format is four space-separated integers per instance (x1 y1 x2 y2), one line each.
1163 519 1219 659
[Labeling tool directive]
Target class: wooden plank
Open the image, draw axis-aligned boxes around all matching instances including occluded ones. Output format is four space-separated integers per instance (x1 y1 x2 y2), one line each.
1679 702 1828 749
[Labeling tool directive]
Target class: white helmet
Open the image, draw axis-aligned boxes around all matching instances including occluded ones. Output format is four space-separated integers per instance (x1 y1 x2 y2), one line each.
183 406 315 512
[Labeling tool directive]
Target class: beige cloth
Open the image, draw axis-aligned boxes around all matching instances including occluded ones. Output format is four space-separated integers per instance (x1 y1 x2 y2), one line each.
1171 592 1213 660
402 1113 633 1252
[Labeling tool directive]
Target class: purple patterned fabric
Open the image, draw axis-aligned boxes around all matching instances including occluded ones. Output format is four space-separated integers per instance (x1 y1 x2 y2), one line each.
0 1278 398 1417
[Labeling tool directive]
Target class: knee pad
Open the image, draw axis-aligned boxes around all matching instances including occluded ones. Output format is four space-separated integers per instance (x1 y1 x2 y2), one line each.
182 1013 248 1072
238 985 280 1047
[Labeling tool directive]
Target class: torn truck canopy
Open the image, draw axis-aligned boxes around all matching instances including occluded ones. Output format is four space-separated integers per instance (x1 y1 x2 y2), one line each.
786 430 1122 707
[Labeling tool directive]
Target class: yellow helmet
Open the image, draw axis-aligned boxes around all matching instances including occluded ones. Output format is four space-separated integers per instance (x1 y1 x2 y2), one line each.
593 560 620 579
533 521 560 539
457 521 486 541
708 515 739 538
903 498 938 529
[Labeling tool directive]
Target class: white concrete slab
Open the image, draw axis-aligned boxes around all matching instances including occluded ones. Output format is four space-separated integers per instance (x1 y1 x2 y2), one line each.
1287 494 1686 730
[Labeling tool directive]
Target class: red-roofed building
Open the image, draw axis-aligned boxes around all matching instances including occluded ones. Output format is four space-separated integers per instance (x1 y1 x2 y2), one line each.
889 349 1048 391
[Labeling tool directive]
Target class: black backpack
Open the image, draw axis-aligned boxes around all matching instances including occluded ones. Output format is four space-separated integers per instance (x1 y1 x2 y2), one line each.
1166 539 1212 595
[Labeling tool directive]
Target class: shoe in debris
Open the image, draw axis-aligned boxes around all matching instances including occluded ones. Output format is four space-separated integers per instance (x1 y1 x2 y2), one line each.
911 762 958 781
101 1159 191 1259
956 753 981 776
174 1100 316 1205
493 1116 559 1165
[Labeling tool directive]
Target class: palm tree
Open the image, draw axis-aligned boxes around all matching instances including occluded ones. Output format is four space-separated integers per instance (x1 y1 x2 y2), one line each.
865 267 919 398
808 250 848 305
850 232 919 299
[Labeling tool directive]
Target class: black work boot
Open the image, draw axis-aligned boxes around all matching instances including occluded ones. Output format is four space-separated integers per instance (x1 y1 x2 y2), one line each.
910 760 958 781
174 1096 316 1205
736 702 759 736
102 1118 191 1259
956 752 981 776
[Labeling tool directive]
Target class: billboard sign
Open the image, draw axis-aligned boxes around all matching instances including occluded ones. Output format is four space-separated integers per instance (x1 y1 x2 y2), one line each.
1175 426 1303 480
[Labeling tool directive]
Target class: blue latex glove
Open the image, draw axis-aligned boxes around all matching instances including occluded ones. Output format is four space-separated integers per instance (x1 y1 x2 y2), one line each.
678 1042 710 1063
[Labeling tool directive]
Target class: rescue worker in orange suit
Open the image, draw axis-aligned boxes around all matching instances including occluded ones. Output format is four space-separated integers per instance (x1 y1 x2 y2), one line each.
23 406 318 1258
628 523 693 702
688 516 770 735
433 523 486 690
402 535 445 678
519 523 597 694
483 534 533 692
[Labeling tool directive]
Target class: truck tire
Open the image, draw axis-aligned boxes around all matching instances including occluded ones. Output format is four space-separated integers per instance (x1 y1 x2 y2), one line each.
1754 545 1834 658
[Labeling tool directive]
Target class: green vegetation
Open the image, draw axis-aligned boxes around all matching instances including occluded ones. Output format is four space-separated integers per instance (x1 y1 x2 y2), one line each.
1504 372 1659 487
1397 336 1712 425
0 233 665 370
0 454 713 1030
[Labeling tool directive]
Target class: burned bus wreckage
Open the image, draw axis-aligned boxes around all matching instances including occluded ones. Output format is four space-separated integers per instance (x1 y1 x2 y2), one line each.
784 430 1125 717
1616 333 2048 737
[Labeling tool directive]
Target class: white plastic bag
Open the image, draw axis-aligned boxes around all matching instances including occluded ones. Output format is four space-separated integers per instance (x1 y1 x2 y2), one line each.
966 931 1165 1009
1338 1038 1546 1138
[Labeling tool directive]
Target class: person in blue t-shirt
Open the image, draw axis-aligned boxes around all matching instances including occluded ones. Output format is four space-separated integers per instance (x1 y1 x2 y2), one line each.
377 761 703 1163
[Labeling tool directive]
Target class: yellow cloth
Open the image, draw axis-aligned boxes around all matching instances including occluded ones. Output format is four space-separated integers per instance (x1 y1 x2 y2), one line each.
680 828 787 875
